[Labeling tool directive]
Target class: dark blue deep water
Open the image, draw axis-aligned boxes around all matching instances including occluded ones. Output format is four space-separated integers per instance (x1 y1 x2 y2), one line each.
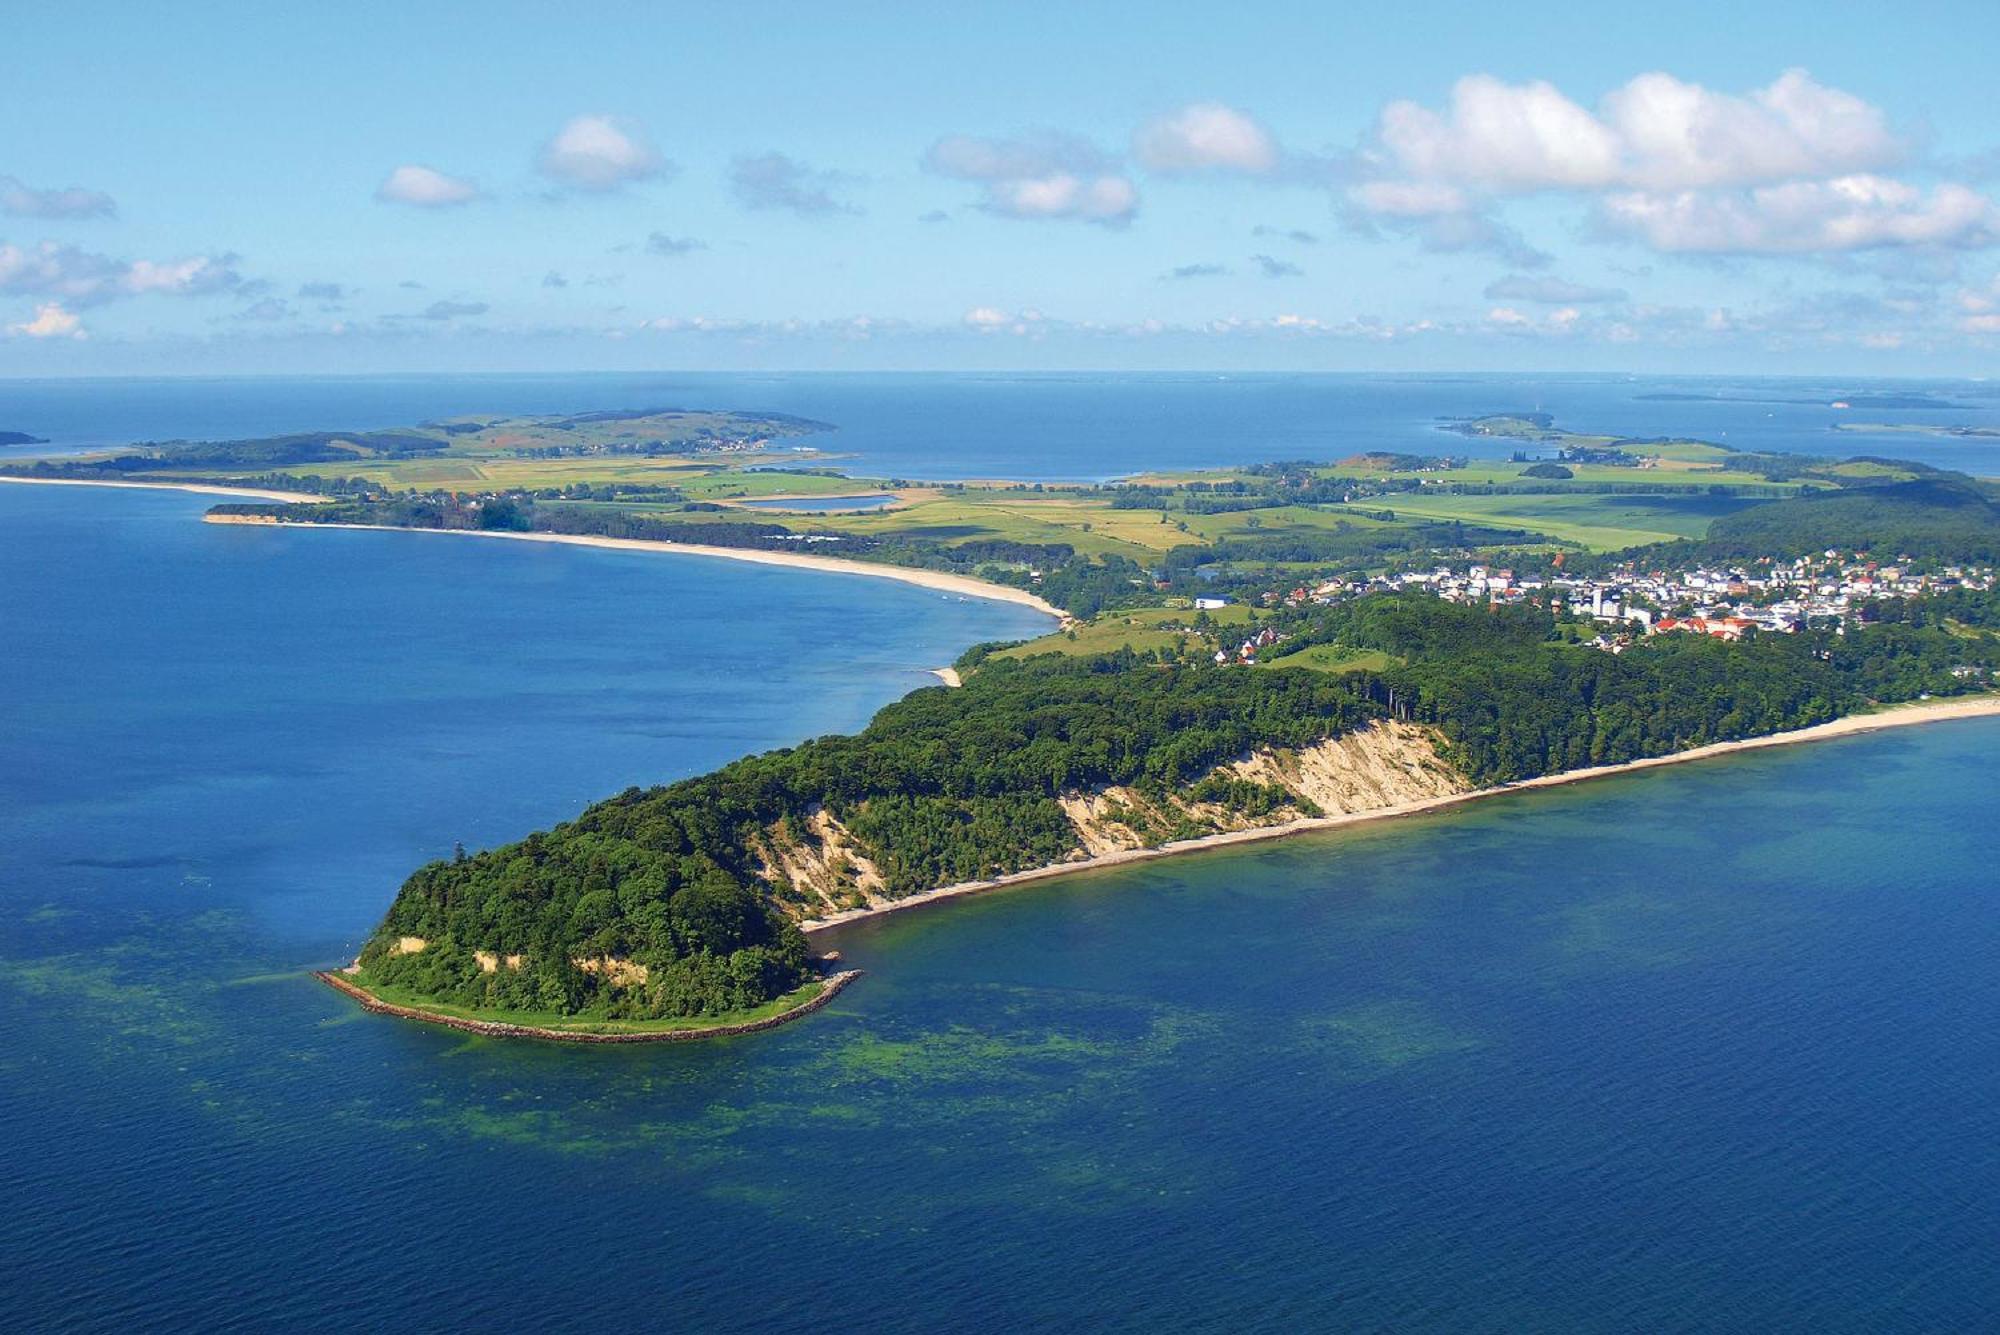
3 382 1999 1330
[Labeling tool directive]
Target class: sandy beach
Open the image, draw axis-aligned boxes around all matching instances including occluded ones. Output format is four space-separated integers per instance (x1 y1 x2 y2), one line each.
0 474 332 505
799 694 2000 934
203 514 1065 617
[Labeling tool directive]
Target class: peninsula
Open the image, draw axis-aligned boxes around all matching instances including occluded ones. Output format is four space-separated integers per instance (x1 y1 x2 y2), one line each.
11 408 2000 1039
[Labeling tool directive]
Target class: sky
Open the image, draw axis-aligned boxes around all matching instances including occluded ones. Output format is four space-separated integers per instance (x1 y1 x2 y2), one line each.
6 0 2000 376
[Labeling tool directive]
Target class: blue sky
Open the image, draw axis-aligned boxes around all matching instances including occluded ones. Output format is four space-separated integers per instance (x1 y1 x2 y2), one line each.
6 0 2000 374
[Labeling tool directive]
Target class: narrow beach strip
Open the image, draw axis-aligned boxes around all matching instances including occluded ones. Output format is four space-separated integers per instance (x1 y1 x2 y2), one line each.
204 514 1064 617
800 694 2000 935
315 968 863 1044
0 474 331 505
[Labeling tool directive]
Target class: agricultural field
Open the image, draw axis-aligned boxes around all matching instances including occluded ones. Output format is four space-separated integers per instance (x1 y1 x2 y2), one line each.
1373 489 1769 549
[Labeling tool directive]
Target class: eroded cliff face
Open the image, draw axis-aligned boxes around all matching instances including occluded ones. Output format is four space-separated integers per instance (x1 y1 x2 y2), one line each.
756 719 1469 919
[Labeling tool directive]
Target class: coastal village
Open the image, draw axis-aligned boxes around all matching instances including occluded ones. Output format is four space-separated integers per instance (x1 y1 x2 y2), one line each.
1197 554 1996 666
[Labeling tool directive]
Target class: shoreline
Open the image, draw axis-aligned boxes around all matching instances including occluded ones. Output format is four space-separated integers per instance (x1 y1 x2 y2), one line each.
314 968 863 1043
204 514 1064 618
0 474 331 505
799 694 2000 935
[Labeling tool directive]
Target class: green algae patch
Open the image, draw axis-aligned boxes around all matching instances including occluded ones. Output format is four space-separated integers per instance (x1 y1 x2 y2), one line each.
1297 999 1484 1075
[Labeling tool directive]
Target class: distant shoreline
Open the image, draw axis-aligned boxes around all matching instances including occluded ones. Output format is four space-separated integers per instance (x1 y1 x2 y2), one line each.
799 694 2000 936
203 513 1066 618
0 474 330 505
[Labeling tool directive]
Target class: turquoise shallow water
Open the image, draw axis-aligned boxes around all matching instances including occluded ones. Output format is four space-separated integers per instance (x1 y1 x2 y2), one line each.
4 482 2000 1331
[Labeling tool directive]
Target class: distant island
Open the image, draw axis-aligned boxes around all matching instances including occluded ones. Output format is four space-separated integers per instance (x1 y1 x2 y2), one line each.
0 430 48 446
1833 422 2000 440
6 407 1999 1040
1635 391 1971 411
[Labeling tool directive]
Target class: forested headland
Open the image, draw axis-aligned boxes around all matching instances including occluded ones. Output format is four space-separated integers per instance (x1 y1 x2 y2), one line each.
29 404 1991 1029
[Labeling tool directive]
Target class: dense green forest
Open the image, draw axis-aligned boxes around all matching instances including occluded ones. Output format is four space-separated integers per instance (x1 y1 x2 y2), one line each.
361 593 1997 1020
1588 478 2000 570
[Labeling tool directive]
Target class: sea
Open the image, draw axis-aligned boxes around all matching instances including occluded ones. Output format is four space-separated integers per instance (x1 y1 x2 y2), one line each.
2 375 1997 1331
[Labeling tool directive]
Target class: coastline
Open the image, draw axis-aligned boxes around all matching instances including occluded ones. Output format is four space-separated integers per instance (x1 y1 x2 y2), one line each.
314 967 863 1043
0 474 331 505
203 514 1064 618
799 694 2000 935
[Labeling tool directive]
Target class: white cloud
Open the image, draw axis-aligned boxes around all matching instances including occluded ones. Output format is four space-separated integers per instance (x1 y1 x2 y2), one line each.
1369 68 1902 195
1134 103 1278 175
0 240 122 302
1377 76 1619 191
1604 69 1900 190
537 116 667 191
923 132 1138 224
1598 176 2000 254
6 301 84 339
986 172 1137 222
1 176 116 220
375 165 480 207
0 241 245 304
124 255 243 295
1347 69 1987 262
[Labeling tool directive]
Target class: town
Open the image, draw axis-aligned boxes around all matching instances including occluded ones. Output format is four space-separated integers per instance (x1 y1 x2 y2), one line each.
1196 554 1996 666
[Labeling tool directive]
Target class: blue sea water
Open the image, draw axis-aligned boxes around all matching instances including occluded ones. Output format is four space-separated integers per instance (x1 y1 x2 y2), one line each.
3 381 2000 1330
740 492 901 512
4 371 1999 479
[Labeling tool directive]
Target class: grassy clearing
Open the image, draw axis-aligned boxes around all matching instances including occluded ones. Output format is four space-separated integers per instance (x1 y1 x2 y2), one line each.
346 970 827 1035
1257 645 1400 674
992 604 1261 660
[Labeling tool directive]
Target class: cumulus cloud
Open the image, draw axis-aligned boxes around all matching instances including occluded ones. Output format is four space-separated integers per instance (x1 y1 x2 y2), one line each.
421 299 488 320
729 153 856 215
645 232 704 257
1 176 116 220
1163 262 1228 280
0 241 246 304
923 132 1139 224
1134 102 1278 175
1346 68 1995 262
1250 253 1302 278
6 301 84 339
537 116 668 191
1368 68 1901 195
124 255 245 296
1484 273 1627 303
1596 176 2000 254
375 164 480 207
